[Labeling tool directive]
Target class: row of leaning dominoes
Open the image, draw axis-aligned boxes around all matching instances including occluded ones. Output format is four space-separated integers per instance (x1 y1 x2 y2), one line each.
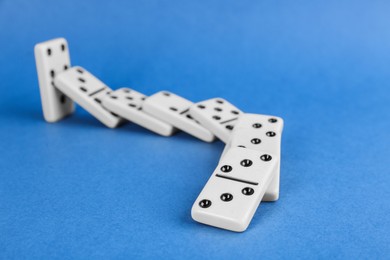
35 38 284 232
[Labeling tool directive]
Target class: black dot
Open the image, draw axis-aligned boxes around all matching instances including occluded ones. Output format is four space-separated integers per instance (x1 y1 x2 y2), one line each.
79 86 87 92
186 114 193 119
94 98 101 104
76 68 84 74
78 78 85 83
214 107 222 112
123 89 130 93
225 125 234 130
50 70 55 78
269 118 278 123
266 131 276 137
237 145 246 148
129 103 137 108
60 94 66 104
198 104 205 109
163 92 170 96
220 193 233 202
111 96 118 99
111 112 119 117
61 44 66 51
252 123 262 128
231 110 239 115
212 115 221 120
126 96 133 100
240 159 253 167
220 165 232 173
170 107 178 111
199 199 212 208
64 65 68 70
216 99 224 104
242 187 254 196
260 154 272 161
47 48 51 56
251 138 261 144
141 97 146 100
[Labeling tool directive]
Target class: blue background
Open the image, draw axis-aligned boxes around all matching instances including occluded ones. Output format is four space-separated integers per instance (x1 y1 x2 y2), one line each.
1 0 389 258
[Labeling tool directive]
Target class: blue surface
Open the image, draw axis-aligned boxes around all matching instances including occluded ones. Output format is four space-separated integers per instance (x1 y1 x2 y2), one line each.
1 0 390 258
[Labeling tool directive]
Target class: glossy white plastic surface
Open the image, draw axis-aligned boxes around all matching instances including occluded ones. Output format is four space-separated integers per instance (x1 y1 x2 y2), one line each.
102 88 177 136
222 114 284 201
54 66 122 128
192 147 278 232
143 91 215 142
189 98 242 143
34 38 74 122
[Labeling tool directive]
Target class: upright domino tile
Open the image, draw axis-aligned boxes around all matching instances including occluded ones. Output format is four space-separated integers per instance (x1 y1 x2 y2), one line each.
191 147 278 232
54 66 122 128
189 98 242 143
142 91 215 142
101 88 177 136
34 38 74 122
222 114 284 201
